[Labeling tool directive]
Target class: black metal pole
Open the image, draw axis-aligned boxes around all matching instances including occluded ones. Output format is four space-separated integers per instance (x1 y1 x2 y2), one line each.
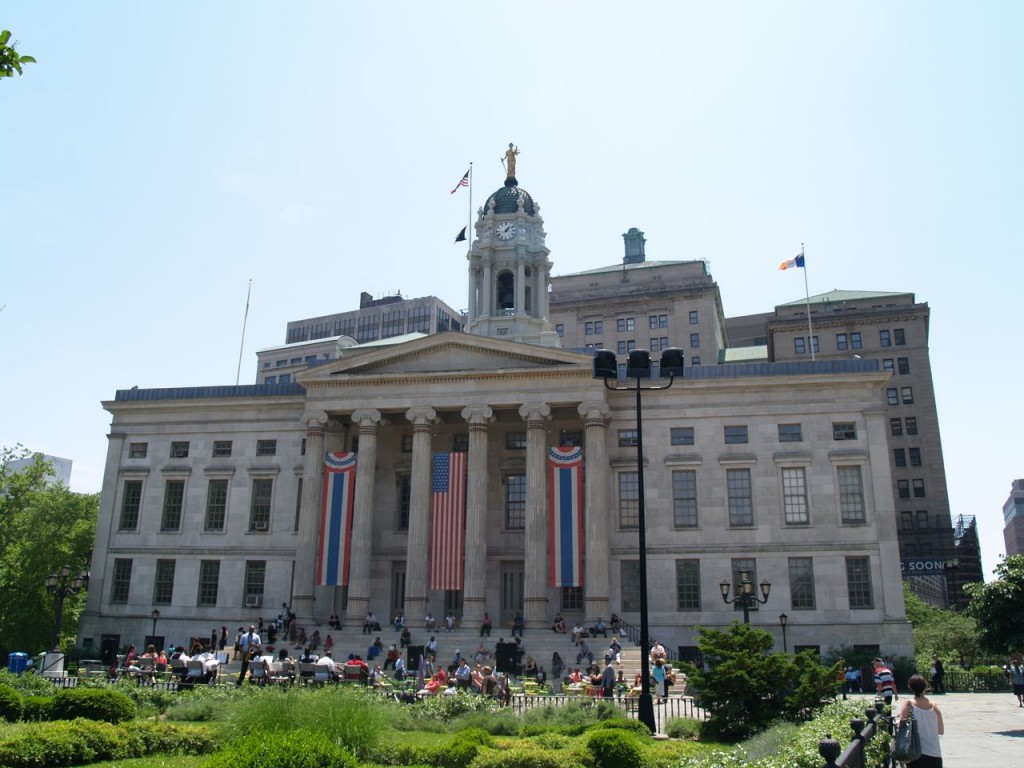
50 591 65 652
634 379 656 734
782 622 788 653
741 596 750 625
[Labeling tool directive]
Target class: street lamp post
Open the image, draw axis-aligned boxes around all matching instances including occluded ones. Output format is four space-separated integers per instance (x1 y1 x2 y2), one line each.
593 347 685 735
719 569 771 624
779 612 788 653
151 609 161 638
45 565 89 652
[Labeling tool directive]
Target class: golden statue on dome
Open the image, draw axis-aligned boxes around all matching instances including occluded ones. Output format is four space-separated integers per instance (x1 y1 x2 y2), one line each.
502 142 520 182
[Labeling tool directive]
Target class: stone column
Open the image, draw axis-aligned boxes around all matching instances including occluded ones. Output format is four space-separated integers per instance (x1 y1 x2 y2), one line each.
84 431 127 617
404 407 437 626
516 260 526 316
461 405 494 624
345 408 381 625
520 402 551 628
467 266 477 320
292 411 328 624
481 262 492 317
579 401 611 621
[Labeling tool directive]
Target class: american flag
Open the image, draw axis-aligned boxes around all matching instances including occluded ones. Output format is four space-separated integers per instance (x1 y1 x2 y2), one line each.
450 169 470 194
429 452 467 590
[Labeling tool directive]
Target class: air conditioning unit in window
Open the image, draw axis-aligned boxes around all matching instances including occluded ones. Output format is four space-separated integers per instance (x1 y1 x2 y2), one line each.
245 594 263 608
253 521 268 531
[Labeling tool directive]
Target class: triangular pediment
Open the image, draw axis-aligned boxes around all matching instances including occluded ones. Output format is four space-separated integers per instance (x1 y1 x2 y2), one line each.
296 332 590 386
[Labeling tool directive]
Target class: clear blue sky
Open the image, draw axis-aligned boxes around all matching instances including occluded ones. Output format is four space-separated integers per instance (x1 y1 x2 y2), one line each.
3 2 1022 578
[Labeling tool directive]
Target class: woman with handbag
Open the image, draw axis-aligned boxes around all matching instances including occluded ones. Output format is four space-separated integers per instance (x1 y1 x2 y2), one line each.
895 674 944 766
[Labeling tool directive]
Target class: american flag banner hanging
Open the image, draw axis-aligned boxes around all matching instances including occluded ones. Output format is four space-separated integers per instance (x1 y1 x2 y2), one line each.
317 452 357 586
548 445 585 587
429 451 467 590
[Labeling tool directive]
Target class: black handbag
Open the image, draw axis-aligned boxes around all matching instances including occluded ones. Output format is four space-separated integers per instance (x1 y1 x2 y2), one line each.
892 709 922 763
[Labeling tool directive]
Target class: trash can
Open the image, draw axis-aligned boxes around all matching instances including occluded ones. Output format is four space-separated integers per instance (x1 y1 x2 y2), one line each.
7 652 28 674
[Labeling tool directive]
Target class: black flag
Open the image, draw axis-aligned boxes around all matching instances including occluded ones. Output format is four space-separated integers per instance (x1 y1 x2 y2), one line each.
454 226 467 243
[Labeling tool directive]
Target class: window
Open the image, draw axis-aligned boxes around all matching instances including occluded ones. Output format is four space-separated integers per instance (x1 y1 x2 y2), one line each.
153 559 175 605
905 417 918 435
256 439 277 457
890 418 903 436
897 357 910 375
909 447 921 466
836 333 848 351
205 479 228 531
128 442 148 459
887 388 899 406
894 328 906 346
794 337 805 355
621 560 640 612
731 559 758 613
838 466 866 523
212 440 232 458
650 336 669 352
880 330 891 347
676 560 701 611
505 475 526 529
197 560 220 606
846 556 873 609
160 480 185 531
672 470 698 527
249 478 273 532
401 435 413 453
724 425 748 444
294 477 302 533
897 480 910 499
119 480 142 531
851 332 862 349
649 314 668 329
616 317 635 332
894 449 906 467
505 432 526 450
279 374 292 384
301 439 306 456
788 557 816 610
778 424 802 442
561 586 583 611
264 376 276 384
689 310 699 325
901 387 914 404
670 427 694 446
170 441 190 459
244 561 266 606
882 359 894 373
453 433 470 452
559 430 582 447
110 559 132 603
782 467 809 524
555 323 564 337
617 341 626 355
618 430 639 447
619 472 639 528
381 309 405 338
901 511 914 530
727 468 753 526
913 479 926 498
585 320 603 336
690 356 700 365
690 333 700 348
916 510 929 528
397 474 411 529
833 422 857 440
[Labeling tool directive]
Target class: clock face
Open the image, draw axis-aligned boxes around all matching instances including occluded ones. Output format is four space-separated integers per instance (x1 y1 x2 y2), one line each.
496 222 516 240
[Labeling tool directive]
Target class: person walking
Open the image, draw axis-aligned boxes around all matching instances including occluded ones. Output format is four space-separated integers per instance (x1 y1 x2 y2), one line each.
236 625 262 686
931 657 945 694
1009 660 1024 707
896 674 943 767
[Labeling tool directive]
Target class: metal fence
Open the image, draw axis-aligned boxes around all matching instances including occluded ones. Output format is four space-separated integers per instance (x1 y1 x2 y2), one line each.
818 698 892 768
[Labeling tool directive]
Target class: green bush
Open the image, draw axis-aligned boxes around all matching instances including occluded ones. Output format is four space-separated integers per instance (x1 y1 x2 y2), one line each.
203 729 358 768
0 669 54 696
470 742 587 768
448 707 521 735
519 701 600 736
51 687 136 724
434 727 494 768
0 718 135 767
21 695 53 722
0 683 23 722
131 720 217 756
585 728 645 768
663 716 702 740
594 717 651 737
165 697 218 722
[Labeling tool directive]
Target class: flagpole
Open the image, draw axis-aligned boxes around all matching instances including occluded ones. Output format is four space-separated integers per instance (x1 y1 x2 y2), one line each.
235 279 252 385
467 162 473 253
799 245 815 362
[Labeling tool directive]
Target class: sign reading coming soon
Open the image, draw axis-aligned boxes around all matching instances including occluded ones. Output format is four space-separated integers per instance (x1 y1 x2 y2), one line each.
900 558 948 576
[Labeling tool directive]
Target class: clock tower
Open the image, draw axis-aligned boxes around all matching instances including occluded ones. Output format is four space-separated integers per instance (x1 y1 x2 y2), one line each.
466 151 559 346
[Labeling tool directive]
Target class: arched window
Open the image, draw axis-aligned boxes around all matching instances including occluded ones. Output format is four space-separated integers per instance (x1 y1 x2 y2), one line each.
497 271 515 311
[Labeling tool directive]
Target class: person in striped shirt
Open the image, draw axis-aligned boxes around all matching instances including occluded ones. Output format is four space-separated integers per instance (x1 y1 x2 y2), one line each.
873 658 898 700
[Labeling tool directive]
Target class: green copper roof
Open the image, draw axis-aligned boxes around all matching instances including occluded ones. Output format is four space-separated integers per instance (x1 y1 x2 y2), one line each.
484 184 537 216
776 289 911 308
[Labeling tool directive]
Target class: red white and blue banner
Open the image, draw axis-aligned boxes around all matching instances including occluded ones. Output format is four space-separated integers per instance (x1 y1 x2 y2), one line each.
548 445 585 588
429 451 467 591
317 452 356 587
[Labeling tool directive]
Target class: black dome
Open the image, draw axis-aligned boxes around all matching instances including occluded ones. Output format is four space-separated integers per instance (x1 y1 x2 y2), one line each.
484 183 537 216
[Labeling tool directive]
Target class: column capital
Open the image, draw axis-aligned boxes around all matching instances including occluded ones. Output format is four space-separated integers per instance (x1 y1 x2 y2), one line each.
405 407 438 429
461 405 494 426
578 401 611 425
518 403 551 425
301 410 329 430
351 409 383 432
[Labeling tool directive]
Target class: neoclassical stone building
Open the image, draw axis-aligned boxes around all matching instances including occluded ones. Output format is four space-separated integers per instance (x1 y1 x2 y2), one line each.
79 173 913 660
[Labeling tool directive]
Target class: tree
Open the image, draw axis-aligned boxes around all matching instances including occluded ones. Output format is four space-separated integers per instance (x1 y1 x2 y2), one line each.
966 555 1024 656
902 582 981 669
0 31 36 79
0 448 97 655
682 622 839 742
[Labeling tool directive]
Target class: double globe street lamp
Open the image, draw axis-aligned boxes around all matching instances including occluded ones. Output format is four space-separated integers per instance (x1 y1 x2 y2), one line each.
45 565 90 652
719 569 771 625
593 346 685 735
